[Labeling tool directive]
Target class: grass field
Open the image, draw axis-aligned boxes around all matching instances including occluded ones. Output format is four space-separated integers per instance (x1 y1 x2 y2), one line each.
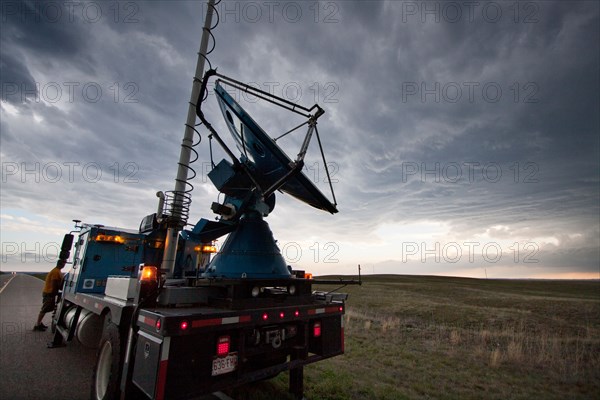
29 273 47 281
225 275 600 400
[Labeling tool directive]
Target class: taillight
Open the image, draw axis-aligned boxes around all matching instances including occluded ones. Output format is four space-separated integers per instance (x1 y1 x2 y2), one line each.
180 321 189 330
313 321 321 338
217 336 230 356
155 319 161 331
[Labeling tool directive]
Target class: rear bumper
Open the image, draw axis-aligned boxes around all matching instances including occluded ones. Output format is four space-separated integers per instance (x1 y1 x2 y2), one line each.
132 306 344 400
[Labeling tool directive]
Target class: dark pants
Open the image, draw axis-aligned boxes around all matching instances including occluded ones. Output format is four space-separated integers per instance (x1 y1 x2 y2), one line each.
40 293 56 314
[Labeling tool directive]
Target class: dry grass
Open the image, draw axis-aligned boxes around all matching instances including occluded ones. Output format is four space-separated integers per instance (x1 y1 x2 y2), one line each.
343 306 598 381
225 275 600 399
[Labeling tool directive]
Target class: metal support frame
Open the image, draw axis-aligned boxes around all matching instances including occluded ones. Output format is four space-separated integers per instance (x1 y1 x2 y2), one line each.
215 75 322 119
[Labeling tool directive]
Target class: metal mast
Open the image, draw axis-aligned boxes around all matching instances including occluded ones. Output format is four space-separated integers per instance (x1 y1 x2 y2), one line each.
162 0 216 277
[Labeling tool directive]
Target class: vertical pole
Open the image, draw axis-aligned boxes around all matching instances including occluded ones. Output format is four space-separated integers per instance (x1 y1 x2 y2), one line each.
290 323 308 399
162 0 216 277
289 365 304 400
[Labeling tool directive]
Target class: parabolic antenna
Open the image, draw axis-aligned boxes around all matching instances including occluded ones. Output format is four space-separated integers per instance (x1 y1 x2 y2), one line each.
193 70 338 279
214 82 338 214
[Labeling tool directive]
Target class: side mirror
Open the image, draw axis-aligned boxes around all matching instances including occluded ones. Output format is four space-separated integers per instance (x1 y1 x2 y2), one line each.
59 234 74 261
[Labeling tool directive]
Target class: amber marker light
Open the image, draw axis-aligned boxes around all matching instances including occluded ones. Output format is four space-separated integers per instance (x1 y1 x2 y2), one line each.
95 234 125 244
140 266 158 282
195 244 218 253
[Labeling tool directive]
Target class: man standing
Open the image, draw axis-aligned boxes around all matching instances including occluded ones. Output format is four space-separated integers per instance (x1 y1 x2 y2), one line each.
33 260 66 331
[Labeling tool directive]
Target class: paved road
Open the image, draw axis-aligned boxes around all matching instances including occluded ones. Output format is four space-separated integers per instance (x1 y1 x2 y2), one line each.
0 273 97 400
0 273 14 291
0 274 231 400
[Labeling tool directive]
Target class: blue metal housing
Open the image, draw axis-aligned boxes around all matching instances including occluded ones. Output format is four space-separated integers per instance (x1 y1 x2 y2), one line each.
203 212 291 279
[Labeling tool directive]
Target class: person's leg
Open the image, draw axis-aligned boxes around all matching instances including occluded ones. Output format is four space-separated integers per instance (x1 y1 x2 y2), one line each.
36 312 45 325
34 294 53 330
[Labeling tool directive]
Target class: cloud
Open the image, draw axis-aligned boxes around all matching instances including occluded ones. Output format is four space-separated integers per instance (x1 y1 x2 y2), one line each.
1 1 598 277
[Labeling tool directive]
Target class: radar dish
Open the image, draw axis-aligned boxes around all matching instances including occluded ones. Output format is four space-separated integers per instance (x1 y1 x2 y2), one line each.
214 82 338 214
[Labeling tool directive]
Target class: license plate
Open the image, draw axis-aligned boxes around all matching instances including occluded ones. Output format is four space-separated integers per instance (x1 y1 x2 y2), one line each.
212 353 238 376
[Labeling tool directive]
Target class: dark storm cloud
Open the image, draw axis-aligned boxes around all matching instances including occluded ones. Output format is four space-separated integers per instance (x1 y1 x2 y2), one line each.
0 0 96 104
0 52 37 101
1 0 598 276
326 1 599 220
1 1 195 228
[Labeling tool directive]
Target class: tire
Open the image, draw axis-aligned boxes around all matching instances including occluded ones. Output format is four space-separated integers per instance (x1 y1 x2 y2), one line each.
91 322 123 400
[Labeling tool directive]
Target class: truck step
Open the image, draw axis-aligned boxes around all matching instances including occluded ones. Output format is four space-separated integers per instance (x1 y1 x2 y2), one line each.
56 325 70 342
47 325 70 348
212 392 235 400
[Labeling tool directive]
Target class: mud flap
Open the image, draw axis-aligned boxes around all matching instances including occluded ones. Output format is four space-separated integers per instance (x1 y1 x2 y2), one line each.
132 331 163 399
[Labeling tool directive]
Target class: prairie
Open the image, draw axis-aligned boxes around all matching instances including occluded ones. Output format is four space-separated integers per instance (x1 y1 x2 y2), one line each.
227 275 600 399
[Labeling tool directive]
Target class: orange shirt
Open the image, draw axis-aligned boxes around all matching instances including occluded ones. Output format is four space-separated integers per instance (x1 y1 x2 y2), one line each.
43 267 63 295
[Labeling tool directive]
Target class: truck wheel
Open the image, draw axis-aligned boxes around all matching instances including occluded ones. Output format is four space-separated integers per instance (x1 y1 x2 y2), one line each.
91 322 123 400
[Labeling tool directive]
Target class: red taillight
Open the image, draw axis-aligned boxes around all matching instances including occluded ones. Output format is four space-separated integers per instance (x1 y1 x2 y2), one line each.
339 306 344 312
279 312 285 319
294 310 300 317
262 313 268 321
217 336 230 356
313 321 321 337
155 319 161 331
180 321 189 330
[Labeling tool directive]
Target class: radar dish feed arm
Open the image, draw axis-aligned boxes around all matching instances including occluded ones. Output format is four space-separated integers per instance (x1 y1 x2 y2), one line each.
213 73 322 119
262 115 320 199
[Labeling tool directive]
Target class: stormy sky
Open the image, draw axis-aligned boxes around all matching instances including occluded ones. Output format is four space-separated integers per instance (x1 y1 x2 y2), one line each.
1 0 598 278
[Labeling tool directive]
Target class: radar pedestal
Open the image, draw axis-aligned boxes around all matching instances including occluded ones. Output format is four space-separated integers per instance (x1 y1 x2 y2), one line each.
195 74 337 281
203 211 291 279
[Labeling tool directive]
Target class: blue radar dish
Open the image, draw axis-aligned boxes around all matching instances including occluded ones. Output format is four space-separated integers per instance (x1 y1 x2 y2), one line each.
214 82 338 214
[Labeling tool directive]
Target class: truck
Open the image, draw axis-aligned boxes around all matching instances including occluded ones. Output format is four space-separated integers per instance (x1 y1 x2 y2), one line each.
49 1 357 399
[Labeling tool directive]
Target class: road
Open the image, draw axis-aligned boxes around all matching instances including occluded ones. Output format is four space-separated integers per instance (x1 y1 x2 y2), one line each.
0 273 14 291
0 273 96 399
0 274 230 400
